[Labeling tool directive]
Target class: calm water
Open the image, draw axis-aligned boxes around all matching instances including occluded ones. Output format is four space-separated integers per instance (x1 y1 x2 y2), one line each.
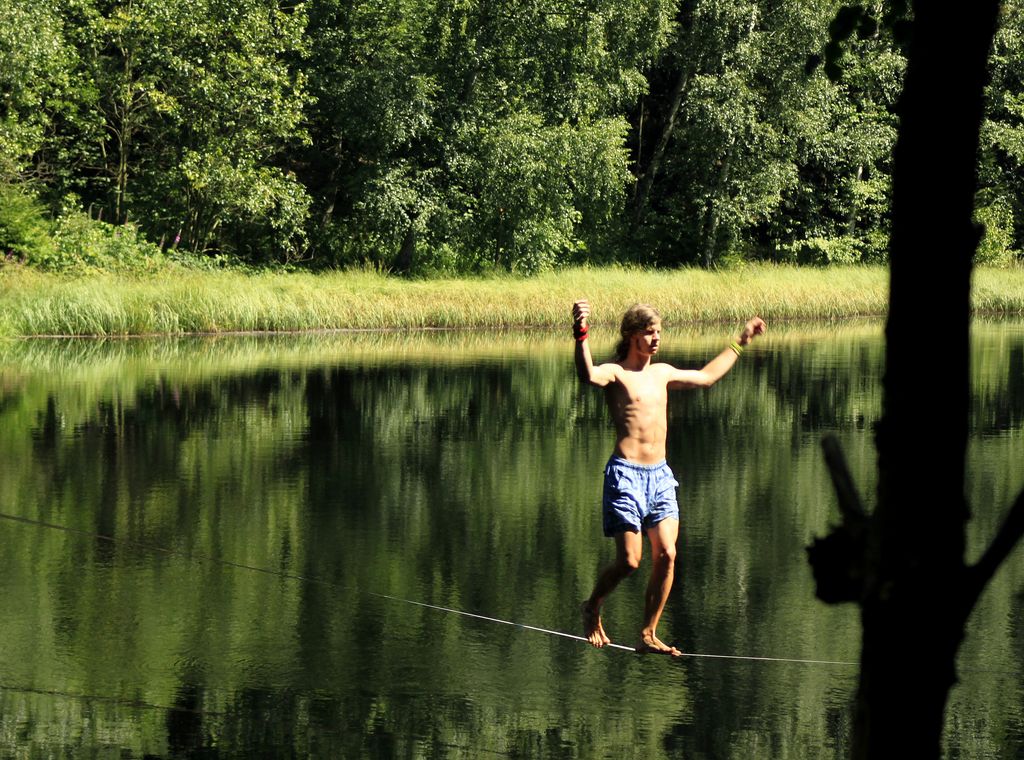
0 323 1022 759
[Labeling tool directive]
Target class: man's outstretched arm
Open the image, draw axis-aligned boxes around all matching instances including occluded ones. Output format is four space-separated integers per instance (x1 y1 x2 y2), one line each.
573 299 616 387
667 317 767 389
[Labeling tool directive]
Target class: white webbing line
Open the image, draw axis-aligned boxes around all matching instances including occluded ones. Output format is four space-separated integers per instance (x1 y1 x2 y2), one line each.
370 592 857 666
0 510 855 667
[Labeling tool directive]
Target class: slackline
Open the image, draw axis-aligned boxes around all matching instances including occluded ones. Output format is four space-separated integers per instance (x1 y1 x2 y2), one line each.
0 509 855 666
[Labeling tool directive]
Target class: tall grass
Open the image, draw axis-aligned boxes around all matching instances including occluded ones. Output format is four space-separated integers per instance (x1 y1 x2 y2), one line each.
1 264 1022 337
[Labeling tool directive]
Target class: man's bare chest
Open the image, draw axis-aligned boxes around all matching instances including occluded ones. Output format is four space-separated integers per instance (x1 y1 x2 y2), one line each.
609 373 668 409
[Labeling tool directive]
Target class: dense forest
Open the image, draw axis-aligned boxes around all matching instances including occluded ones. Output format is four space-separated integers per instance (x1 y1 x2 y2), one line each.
1 0 1022 272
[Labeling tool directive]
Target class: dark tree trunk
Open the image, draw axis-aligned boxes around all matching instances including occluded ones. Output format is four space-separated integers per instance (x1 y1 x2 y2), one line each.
845 165 863 235
857 4 995 756
809 3 1024 758
392 223 416 274
701 137 734 269
320 139 345 226
632 68 690 227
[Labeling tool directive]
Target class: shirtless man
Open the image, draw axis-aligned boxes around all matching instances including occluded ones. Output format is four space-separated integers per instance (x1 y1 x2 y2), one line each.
573 299 766 656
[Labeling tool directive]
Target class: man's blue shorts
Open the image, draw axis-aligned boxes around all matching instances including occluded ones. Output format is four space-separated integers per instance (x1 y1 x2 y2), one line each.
602 456 680 537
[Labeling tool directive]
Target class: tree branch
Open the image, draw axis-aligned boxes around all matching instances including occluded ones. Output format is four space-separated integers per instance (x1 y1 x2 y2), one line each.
821 434 867 527
967 485 1024 600
806 435 869 605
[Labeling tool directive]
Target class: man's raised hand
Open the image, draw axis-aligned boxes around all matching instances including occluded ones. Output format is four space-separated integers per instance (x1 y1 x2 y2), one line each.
573 299 591 328
740 317 767 346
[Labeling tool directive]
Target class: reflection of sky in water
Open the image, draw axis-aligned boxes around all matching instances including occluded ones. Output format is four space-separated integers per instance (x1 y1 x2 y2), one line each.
0 321 1020 758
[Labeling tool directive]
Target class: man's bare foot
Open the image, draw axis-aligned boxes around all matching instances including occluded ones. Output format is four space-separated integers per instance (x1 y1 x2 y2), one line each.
581 601 612 648
636 632 683 657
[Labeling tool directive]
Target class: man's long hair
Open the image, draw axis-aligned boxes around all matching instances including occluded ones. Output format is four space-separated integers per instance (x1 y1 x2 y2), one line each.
612 304 661 363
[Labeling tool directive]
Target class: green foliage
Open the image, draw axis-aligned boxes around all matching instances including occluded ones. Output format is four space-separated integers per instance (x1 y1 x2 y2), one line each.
10 0 313 262
0 184 193 274
776 235 860 265
50 203 166 272
816 1 911 81
304 0 672 272
635 0 904 268
980 1 1024 261
462 114 630 271
178 152 310 260
0 0 76 180
3 0 1024 272
0 184 56 263
975 197 1018 267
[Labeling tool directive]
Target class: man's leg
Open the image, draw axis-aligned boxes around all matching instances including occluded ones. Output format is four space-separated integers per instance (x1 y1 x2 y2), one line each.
582 530 642 648
637 517 681 656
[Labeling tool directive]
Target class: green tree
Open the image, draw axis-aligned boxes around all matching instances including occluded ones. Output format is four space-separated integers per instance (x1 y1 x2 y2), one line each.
977 0 1024 266
631 0 902 268
85 0 312 258
769 26 902 265
302 0 675 272
0 0 78 181
5 0 312 261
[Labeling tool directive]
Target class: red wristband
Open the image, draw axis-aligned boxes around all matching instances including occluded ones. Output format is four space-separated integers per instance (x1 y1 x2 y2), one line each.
574 325 588 341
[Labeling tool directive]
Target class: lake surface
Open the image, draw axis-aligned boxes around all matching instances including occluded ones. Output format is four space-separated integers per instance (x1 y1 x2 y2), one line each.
0 322 1022 759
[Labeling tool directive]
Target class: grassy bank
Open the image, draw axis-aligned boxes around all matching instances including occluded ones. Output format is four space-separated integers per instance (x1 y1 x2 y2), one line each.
1 264 1022 337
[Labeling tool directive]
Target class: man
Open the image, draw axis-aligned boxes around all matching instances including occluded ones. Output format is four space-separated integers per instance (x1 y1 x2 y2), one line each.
573 299 766 656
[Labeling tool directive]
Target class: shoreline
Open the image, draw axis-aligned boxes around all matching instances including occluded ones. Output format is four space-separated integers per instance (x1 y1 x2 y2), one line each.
5 314 889 340
1 264 1022 338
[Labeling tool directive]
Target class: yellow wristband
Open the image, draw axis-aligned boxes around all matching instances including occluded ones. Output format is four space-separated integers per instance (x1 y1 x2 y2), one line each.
729 341 744 356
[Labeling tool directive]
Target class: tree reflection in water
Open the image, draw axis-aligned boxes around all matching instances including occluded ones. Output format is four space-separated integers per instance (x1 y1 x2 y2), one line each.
0 324 1021 758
